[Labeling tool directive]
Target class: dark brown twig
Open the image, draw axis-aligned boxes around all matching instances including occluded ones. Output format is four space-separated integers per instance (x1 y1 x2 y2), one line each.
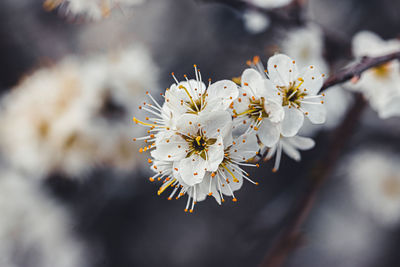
321 51 400 91
259 50 400 267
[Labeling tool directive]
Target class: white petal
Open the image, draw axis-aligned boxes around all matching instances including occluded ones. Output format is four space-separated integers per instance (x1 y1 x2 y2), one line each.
288 136 315 150
206 136 225 171
281 106 304 137
263 79 283 105
219 164 243 195
230 133 259 161
201 110 233 138
299 66 323 95
377 95 400 119
281 141 301 161
150 134 187 161
264 99 284 123
205 80 239 112
302 102 326 124
199 173 221 204
267 54 298 87
257 119 280 147
176 113 200 136
179 156 206 186
241 68 263 90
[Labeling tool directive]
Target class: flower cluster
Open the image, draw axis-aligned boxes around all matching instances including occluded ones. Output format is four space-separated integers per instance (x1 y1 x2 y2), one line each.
133 53 326 211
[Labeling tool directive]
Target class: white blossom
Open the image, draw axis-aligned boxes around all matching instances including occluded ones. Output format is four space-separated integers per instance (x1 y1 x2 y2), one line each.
243 9 270 34
246 0 292 9
0 171 88 267
43 0 146 20
350 31 400 119
345 148 400 226
0 46 158 177
281 24 328 73
148 132 259 212
263 135 315 172
237 54 326 142
266 54 327 136
233 65 285 146
165 67 238 116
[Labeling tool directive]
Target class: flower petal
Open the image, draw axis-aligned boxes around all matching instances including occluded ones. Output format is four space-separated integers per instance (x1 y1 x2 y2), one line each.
281 106 304 137
299 66 323 95
302 102 326 124
205 80 238 112
201 110 232 138
288 136 315 150
179 156 206 186
206 136 225 171
151 133 187 161
176 113 200 136
267 54 298 87
230 133 259 161
281 141 301 161
257 119 280 147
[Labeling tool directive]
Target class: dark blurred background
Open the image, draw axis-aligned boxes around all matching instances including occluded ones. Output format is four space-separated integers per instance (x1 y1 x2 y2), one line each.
0 0 400 267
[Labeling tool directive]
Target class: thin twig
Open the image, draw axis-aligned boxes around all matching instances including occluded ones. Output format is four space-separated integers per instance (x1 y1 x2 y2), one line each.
322 51 400 91
259 50 400 267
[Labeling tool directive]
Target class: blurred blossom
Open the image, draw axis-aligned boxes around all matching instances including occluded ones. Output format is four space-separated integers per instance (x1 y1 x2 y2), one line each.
43 0 146 20
345 148 400 226
0 46 158 178
349 31 400 119
0 171 88 267
280 25 328 73
246 0 292 9
242 9 270 34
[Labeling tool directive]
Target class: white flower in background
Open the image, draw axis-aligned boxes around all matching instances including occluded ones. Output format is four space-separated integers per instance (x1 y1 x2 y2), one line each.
246 0 292 9
0 171 88 267
43 0 146 20
242 9 270 34
262 135 315 172
165 66 238 116
79 46 159 172
0 46 158 177
148 133 259 212
233 63 285 146
350 31 400 119
345 149 400 226
0 58 96 178
281 25 328 73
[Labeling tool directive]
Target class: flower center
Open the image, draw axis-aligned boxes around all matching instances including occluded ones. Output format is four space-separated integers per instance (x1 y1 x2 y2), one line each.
373 62 391 78
235 97 268 122
184 131 216 160
280 78 306 107
187 95 207 114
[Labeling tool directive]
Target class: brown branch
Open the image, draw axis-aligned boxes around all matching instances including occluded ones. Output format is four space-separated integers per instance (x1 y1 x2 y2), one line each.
259 51 400 267
322 51 400 91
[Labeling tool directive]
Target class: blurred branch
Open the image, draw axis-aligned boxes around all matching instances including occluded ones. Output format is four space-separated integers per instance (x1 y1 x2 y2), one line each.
259 93 367 267
259 50 400 267
322 50 400 90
